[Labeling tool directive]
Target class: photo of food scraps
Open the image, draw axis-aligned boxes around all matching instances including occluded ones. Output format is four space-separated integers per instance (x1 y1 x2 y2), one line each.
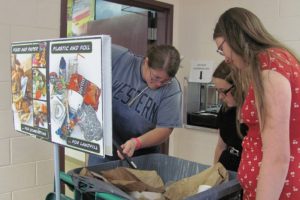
32 68 47 101
11 54 33 126
32 42 47 68
33 100 48 129
11 43 50 140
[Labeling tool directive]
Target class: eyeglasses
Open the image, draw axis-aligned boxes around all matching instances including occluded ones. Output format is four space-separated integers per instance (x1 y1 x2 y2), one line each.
216 85 235 96
149 69 172 85
216 40 225 56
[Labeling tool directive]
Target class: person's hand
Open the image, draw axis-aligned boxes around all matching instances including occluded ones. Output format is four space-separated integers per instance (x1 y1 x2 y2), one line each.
117 139 136 159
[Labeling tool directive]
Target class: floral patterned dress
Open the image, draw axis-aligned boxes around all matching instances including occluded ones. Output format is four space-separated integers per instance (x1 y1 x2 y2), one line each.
238 48 300 199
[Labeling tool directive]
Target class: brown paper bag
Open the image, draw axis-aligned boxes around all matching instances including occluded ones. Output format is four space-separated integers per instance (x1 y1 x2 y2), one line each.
79 167 110 182
100 167 165 193
163 162 228 200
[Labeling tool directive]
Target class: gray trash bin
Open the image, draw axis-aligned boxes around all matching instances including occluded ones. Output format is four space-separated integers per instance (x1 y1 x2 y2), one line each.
68 153 242 200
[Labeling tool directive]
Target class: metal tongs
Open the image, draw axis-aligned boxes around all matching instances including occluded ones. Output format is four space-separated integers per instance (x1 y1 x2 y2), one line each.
113 140 138 169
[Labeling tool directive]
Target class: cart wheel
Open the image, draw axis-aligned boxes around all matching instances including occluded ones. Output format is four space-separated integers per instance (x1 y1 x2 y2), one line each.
45 192 74 200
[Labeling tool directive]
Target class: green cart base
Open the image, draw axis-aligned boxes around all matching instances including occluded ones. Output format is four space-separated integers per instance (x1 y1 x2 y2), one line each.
45 192 125 200
47 153 242 200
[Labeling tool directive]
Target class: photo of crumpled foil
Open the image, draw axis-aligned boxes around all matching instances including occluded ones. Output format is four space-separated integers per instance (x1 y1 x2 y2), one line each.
77 104 103 141
50 95 66 128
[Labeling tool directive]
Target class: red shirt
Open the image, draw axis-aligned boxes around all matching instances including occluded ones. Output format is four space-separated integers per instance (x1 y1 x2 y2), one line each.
238 48 300 199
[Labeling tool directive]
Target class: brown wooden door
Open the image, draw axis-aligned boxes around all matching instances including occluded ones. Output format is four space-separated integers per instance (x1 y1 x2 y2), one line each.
86 12 148 55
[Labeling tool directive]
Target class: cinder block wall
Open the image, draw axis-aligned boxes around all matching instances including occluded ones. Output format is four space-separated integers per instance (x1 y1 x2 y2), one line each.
0 0 60 199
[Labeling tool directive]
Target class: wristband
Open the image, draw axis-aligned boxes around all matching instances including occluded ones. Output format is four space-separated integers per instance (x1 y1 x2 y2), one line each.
132 137 142 150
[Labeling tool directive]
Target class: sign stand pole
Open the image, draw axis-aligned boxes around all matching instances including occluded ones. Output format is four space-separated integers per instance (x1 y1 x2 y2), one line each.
54 144 61 200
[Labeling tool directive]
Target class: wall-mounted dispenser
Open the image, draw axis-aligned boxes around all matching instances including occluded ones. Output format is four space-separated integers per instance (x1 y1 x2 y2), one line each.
183 78 221 129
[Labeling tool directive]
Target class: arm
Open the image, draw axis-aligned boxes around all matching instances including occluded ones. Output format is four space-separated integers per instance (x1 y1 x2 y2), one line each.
256 70 291 200
213 134 227 164
118 127 173 158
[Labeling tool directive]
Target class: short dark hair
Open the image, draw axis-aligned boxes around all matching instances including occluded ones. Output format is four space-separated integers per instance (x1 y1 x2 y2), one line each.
147 45 180 77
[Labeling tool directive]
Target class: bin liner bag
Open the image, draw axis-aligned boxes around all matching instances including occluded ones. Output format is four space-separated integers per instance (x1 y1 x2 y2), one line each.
76 162 228 200
163 162 229 200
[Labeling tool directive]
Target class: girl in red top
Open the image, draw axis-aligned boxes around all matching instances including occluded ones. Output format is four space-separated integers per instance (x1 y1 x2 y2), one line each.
213 7 300 200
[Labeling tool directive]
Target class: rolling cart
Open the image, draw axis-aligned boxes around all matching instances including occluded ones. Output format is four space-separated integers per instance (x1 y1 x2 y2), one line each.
46 152 242 200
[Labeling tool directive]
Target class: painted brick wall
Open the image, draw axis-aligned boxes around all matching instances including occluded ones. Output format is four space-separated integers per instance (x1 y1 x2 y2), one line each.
0 0 60 199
